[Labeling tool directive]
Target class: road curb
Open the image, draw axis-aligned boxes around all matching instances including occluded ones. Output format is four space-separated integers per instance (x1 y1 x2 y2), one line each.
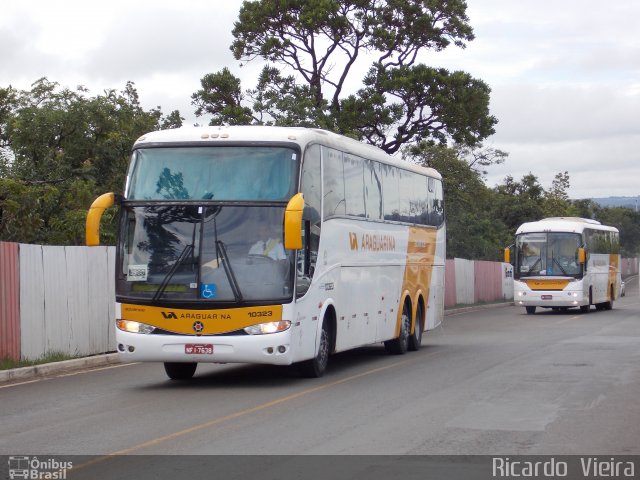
0 353 121 384
445 301 513 316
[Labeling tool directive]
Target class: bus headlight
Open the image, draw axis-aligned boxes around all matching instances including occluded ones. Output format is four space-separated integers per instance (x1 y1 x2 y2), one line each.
244 321 291 335
117 319 156 334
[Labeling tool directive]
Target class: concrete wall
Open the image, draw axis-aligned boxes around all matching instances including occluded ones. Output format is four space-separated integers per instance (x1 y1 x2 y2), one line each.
1 243 115 361
443 258 513 308
453 258 475 305
444 259 457 307
621 257 638 277
18 244 116 360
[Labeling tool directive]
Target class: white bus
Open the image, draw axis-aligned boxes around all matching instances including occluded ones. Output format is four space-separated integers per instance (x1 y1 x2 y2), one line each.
87 126 446 379
506 217 621 314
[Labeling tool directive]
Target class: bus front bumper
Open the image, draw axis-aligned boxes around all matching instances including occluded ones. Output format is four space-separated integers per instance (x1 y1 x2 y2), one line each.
115 328 294 365
514 290 586 308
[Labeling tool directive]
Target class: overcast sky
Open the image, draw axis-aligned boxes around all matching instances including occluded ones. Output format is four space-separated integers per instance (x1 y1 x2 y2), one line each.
1 0 639 199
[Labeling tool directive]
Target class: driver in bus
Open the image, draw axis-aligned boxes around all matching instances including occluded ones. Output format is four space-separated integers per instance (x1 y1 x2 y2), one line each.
557 240 579 273
549 239 578 274
520 243 540 273
249 223 287 261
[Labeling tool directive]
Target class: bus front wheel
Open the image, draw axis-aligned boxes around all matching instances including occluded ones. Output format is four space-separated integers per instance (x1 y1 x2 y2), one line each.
299 319 330 378
164 362 197 380
525 306 536 315
580 289 592 313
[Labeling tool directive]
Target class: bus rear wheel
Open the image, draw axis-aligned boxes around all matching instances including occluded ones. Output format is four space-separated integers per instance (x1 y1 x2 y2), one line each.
408 302 424 351
385 302 410 355
164 362 197 380
603 286 614 310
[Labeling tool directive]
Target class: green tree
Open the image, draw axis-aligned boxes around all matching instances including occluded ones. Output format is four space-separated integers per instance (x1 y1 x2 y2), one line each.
494 173 546 233
593 206 640 256
570 198 598 219
542 171 574 217
193 0 497 153
192 68 253 125
454 143 508 176
406 142 509 259
0 78 177 245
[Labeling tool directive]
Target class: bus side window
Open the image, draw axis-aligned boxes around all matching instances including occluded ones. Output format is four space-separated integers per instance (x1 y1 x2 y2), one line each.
344 153 365 218
364 160 383 220
297 144 322 298
410 171 428 225
382 164 400 221
431 178 444 226
322 147 345 219
301 144 321 225
397 169 412 222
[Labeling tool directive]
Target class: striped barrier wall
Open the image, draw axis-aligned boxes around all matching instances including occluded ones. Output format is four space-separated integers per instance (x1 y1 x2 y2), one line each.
621 257 638 277
444 259 457 307
445 258 514 307
19 244 116 360
454 258 475 305
474 260 503 303
0 242 20 361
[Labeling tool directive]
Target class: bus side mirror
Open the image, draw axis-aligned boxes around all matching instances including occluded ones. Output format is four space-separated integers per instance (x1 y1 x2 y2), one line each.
504 247 511 264
284 193 304 250
86 192 117 246
578 247 586 264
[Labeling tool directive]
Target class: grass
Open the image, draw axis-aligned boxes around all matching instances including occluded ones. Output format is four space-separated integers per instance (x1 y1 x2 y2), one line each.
0 351 80 370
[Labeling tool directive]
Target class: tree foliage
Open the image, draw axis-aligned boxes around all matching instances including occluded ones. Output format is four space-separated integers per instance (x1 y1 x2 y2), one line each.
407 142 510 259
566 200 640 257
192 0 497 153
0 78 180 245
404 142 640 259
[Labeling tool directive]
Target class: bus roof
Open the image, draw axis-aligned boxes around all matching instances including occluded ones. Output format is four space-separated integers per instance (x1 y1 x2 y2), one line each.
134 125 441 179
516 217 619 235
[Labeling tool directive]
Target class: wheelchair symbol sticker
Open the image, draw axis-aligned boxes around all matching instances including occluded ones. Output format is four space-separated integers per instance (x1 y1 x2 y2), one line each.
200 283 217 299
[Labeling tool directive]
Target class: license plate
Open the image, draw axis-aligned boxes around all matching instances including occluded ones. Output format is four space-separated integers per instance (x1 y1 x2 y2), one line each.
541 295 553 300
185 344 213 355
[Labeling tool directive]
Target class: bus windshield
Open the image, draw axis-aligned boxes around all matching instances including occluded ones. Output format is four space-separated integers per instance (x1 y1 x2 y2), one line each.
515 232 582 278
127 146 298 201
118 205 294 304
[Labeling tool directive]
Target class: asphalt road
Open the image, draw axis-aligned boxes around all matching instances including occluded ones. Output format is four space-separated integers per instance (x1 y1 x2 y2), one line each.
1 277 639 458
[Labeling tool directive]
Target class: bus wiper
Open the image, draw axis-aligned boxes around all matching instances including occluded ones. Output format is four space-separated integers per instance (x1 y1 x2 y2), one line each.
205 206 243 302
152 243 194 302
153 215 199 302
529 257 541 273
552 252 568 275
216 240 243 302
